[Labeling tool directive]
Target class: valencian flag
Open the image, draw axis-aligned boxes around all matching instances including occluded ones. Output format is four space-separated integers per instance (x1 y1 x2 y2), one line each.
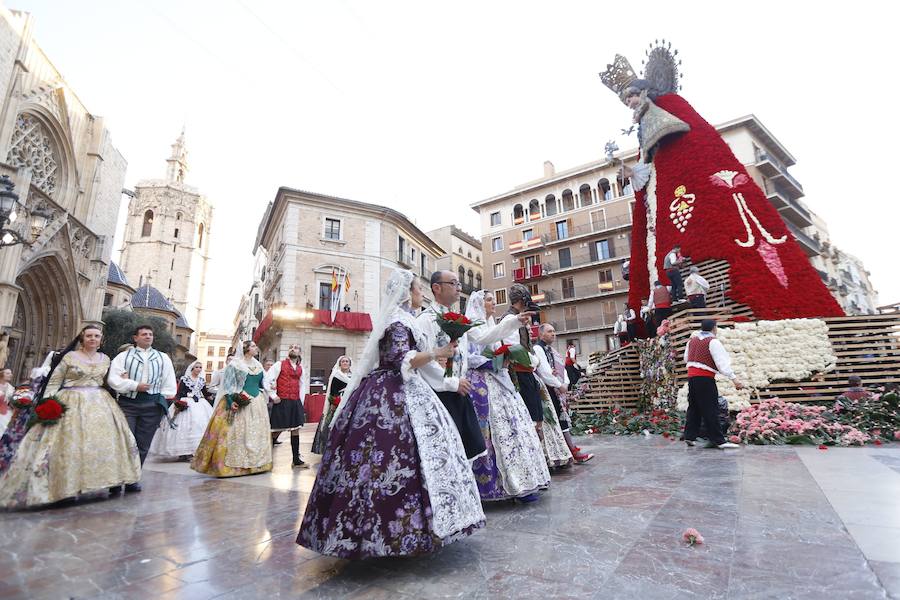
331 269 339 293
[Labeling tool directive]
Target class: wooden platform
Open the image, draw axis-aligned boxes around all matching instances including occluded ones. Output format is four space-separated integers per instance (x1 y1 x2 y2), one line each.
577 259 900 411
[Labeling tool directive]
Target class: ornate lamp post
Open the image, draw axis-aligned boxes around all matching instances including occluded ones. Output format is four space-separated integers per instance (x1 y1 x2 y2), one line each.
0 175 50 247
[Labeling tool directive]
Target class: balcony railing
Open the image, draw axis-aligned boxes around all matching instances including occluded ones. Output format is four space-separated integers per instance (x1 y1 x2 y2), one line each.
539 281 628 305
765 179 812 227
509 213 633 254
512 264 545 282
786 221 821 256
755 151 804 196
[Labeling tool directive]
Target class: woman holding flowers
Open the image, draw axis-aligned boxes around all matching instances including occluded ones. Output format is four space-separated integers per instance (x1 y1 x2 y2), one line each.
0 326 140 508
464 290 550 503
149 361 213 460
191 341 272 477
310 355 351 454
298 269 484 558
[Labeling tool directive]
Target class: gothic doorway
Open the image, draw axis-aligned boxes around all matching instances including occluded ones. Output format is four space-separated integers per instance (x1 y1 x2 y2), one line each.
10 254 80 381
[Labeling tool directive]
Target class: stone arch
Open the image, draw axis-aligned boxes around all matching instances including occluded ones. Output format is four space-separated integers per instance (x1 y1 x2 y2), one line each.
6 104 78 209
579 183 594 207
142 209 154 237
11 253 81 380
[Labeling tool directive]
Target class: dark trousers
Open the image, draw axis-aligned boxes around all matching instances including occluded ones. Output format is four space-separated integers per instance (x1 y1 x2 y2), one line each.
650 307 672 337
565 364 581 389
118 395 164 465
684 377 725 445
514 371 544 422
546 386 570 431
689 295 707 309
626 322 637 341
667 268 684 301
436 391 486 460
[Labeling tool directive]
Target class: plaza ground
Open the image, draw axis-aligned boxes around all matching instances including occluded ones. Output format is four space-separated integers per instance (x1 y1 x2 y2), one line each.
1 430 898 599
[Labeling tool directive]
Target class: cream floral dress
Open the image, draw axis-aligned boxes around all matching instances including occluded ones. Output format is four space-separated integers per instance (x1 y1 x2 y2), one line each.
0 352 140 508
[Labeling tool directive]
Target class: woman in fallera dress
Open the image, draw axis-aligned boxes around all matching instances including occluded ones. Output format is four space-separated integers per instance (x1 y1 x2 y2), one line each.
310 355 351 455
464 290 550 502
191 341 272 478
297 269 484 558
149 361 213 460
0 326 140 508
0 352 54 476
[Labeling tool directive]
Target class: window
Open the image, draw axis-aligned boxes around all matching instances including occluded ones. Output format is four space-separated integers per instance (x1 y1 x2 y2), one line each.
467 251 472 259
458 246 463 254
599 178 612 201
420 254 428 277
564 306 578 330
558 248 572 269
218 347 226 357
176 212 182 221
467 269 474 287
521 254 541 270
174 228 179 239
318 282 334 310
513 204 525 224
526 283 539 296
458 265 466 283
522 229 534 241
494 289 508 304
601 300 617 325
598 268 614 291
493 262 505 278
207 346 214 356
491 237 503 252
398 237 406 262
528 199 541 220
198 223 204 247
459 297 467 314
410 247 417 264
324 218 341 240
490 211 501 227
476 255 481 263
579 184 594 207
562 190 575 212
176 334 182 344
206 361 213 372
475 273 482 288
545 194 557 217
555 220 568 240
562 276 575 299
141 210 153 237
168 278 172 288
218 361 224 370
589 239 613 262
590 209 606 231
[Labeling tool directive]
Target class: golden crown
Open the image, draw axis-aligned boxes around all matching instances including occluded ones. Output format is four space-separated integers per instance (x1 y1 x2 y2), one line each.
598 54 638 98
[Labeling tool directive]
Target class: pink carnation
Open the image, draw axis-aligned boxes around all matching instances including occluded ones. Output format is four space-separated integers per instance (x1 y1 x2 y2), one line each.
682 528 704 546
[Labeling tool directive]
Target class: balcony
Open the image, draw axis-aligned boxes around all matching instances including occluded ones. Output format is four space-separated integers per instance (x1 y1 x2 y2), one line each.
512 264 545 282
765 180 812 228
509 214 633 255
786 221 821 257
537 281 628 306
509 236 545 254
755 151 804 198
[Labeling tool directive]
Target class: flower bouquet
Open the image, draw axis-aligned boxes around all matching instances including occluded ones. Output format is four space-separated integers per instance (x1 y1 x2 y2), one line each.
436 311 483 376
482 343 532 373
225 391 252 422
10 387 34 410
26 396 67 430
173 398 190 413
328 394 342 408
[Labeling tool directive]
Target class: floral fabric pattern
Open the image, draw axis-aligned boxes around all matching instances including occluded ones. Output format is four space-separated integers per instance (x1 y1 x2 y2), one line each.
297 321 484 558
0 354 140 508
536 379 573 467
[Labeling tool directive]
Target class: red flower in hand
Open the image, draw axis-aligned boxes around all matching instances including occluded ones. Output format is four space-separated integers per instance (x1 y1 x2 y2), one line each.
36 399 64 421
493 344 512 357
818 444 828 450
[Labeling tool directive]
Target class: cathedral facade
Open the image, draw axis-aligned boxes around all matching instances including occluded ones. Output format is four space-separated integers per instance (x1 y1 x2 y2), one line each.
0 8 127 379
118 130 212 351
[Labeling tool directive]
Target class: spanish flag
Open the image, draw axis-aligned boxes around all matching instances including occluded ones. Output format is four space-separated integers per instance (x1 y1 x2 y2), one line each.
344 273 351 292
331 269 338 293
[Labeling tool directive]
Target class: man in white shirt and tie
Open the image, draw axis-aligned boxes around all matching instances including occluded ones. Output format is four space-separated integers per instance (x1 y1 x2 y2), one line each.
107 324 177 491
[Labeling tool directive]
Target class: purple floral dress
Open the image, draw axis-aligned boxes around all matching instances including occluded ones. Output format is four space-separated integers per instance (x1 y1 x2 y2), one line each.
297 321 484 559
0 377 42 476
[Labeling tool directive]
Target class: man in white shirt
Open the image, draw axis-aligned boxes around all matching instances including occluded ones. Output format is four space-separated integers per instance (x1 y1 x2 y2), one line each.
207 354 233 397
685 266 710 309
264 344 310 468
683 319 743 449
417 271 484 460
623 302 638 341
107 324 177 491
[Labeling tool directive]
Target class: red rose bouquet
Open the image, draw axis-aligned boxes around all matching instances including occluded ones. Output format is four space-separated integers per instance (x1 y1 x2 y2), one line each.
173 398 189 413
226 391 252 422
328 394 342 408
436 311 483 376
26 396 67 430
10 387 34 410
482 343 532 372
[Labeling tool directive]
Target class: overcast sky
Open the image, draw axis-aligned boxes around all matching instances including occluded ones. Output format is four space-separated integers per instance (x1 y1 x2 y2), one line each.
14 0 900 329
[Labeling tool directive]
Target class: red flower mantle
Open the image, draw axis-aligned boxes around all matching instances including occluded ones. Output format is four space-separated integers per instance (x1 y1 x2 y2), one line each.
626 94 843 321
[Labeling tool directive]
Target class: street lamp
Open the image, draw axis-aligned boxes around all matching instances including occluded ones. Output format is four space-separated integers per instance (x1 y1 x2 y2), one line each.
0 175 51 247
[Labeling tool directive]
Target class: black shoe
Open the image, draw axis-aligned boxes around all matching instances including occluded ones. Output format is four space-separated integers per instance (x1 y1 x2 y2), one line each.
124 482 143 493
273 440 283 445
108 485 123 495
293 458 308 469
